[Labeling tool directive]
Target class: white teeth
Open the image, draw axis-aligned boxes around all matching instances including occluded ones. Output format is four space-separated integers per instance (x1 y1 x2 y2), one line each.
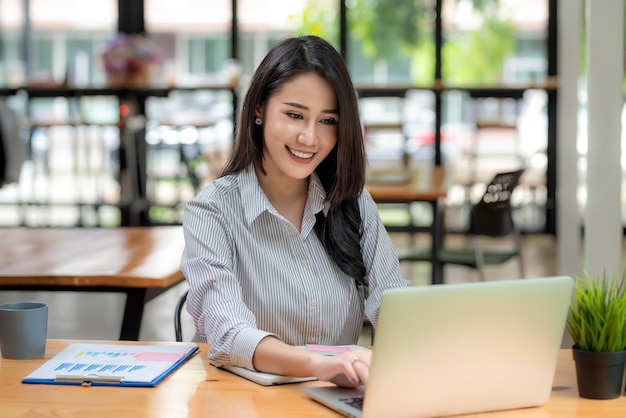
289 147 314 159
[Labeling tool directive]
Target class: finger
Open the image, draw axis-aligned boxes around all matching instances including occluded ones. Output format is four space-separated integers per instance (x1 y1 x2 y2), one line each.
344 349 371 385
344 354 361 385
353 358 369 385
353 349 372 366
330 373 360 388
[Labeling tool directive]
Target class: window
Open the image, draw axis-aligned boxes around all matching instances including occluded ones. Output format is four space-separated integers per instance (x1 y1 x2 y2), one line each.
347 0 434 85
145 0 231 84
29 0 117 85
441 0 548 85
0 0 24 86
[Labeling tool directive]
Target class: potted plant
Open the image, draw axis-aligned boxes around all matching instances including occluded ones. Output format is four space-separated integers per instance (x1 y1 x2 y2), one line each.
100 33 163 88
566 271 626 399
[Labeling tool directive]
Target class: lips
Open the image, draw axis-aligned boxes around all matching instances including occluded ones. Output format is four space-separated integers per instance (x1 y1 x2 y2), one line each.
287 146 314 159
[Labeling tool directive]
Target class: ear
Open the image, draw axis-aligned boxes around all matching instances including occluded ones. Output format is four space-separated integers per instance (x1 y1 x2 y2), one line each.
254 105 263 119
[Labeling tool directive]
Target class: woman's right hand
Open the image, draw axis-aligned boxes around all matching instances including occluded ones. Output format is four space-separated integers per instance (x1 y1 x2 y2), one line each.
310 349 372 388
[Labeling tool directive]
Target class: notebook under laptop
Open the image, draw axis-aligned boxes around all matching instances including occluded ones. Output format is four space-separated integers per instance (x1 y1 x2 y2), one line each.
221 364 316 386
304 276 574 418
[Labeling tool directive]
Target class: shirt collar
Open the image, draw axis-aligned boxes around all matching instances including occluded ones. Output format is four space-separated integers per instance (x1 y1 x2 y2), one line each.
239 164 329 227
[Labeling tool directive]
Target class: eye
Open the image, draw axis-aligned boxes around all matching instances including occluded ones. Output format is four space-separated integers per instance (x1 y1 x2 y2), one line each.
287 113 303 120
321 118 338 125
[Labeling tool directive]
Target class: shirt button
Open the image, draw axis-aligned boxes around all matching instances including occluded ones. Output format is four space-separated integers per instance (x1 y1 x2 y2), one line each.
301 259 308 267
310 299 317 306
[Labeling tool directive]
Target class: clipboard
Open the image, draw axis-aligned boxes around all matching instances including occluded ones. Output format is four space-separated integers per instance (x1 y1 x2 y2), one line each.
22 342 199 387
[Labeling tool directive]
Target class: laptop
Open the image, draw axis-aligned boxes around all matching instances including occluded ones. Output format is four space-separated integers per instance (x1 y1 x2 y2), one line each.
303 276 574 418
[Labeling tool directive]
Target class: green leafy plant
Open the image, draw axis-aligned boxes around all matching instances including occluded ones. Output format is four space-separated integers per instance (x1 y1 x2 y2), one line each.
567 271 626 352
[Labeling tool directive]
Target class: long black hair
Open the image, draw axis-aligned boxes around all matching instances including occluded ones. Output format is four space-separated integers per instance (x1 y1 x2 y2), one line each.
220 35 367 287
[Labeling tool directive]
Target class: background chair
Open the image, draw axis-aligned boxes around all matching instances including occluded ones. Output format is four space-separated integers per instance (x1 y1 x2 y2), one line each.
174 289 189 342
399 169 526 282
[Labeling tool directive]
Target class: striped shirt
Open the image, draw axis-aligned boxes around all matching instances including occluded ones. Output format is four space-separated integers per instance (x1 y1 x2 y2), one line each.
180 164 410 369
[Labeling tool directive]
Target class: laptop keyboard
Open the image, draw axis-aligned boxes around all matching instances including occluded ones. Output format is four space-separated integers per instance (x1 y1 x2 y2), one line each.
339 396 364 411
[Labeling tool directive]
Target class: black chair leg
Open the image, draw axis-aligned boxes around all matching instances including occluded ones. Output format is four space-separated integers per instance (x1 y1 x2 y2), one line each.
174 289 189 342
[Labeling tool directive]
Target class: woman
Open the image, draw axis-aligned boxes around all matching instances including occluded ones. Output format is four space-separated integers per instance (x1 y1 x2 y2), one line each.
181 35 410 387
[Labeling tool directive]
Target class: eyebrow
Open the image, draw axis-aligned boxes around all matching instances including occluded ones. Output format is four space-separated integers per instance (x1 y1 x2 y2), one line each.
283 101 338 114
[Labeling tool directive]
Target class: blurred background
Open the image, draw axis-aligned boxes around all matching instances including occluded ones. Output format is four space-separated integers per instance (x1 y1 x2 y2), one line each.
1 0 621 342
0 0 560 233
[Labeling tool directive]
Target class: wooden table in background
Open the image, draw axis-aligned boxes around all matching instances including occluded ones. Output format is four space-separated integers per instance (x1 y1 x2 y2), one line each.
0 340 624 417
0 226 185 340
366 165 448 284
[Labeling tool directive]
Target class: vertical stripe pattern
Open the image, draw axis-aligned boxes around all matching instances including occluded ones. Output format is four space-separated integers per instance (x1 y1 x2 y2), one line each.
181 165 410 369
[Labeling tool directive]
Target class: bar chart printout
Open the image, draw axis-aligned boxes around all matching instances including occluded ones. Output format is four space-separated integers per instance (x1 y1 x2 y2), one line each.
22 343 199 387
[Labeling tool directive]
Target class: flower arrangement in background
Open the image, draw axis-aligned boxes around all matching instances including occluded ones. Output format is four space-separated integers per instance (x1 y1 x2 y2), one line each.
101 33 163 88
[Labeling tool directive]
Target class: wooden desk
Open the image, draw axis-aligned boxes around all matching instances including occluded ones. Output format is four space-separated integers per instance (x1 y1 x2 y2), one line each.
0 340 623 417
366 166 447 285
0 227 185 340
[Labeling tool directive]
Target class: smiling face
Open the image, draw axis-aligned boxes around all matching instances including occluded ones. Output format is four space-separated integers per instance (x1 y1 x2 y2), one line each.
257 72 338 186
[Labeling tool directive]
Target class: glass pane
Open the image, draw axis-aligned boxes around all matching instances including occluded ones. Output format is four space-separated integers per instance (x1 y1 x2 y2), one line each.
145 0 231 85
346 1 437 169
441 0 548 85
441 0 550 232
238 0 333 79
347 0 435 86
144 0 236 224
296 0 340 49
29 0 117 86
0 0 24 86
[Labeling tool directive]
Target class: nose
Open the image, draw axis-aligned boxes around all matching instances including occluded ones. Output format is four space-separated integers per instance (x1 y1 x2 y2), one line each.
297 122 317 146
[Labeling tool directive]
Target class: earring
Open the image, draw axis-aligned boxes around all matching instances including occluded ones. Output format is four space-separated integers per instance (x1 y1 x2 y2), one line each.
255 117 262 126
